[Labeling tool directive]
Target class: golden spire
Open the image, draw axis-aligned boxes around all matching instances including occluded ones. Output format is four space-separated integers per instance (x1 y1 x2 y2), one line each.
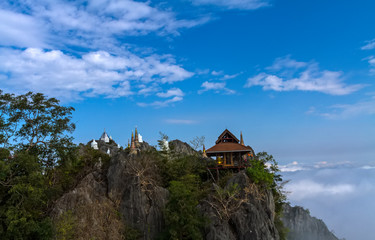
202 144 207 158
240 131 244 145
131 131 135 149
128 139 130 148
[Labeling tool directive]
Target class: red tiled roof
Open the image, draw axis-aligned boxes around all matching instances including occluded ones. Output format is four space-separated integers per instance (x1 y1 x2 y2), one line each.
206 142 252 154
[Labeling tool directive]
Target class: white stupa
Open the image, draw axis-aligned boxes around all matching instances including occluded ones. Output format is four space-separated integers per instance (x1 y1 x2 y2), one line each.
100 130 110 143
162 139 169 151
138 134 143 143
91 139 98 150
107 148 111 155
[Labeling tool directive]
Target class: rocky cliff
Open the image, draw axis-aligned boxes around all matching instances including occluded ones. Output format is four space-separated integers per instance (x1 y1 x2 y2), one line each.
51 139 339 240
282 204 339 240
201 172 280 240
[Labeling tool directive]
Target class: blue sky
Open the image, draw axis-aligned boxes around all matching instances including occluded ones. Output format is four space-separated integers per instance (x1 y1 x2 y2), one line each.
1 1 375 239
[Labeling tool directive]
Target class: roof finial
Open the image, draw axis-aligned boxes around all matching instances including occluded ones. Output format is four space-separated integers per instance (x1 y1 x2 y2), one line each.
240 131 244 145
131 131 135 149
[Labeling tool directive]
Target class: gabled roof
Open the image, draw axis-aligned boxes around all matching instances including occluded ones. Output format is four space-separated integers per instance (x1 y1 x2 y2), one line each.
215 129 239 144
206 142 252 154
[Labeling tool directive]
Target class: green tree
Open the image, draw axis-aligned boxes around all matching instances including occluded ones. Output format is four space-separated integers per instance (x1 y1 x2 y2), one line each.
0 91 75 169
163 175 206 240
246 152 288 240
0 91 76 239
0 149 53 239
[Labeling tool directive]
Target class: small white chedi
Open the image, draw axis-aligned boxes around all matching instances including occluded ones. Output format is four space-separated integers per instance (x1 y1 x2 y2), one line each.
91 139 98 150
162 138 169 151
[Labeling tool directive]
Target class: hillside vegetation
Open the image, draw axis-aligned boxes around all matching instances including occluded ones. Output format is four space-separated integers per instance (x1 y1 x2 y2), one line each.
2 91 337 240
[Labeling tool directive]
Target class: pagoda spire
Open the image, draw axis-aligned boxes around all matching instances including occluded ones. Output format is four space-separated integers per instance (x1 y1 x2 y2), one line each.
127 139 130 148
202 144 207 158
240 131 244 145
131 131 135 149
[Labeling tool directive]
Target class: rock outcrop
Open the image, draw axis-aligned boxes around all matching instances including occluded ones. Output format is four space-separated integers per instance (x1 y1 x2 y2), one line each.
52 165 124 239
52 138 340 240
107 151 168 240
53 141 167 240
202 171 280 240
282 204 339 240
169 139 197 155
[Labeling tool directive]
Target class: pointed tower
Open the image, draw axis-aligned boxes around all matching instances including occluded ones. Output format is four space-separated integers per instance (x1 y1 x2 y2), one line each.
127 139 130 149
202 144 207 158
134 127 139 142
131 131 135 149
240 131 244 146
100 129 110 143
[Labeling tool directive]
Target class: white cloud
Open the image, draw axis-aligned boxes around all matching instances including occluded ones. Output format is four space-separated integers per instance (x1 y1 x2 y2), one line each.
361 39 375 50
165 119 197 124
364 56 375 74
199 81 235 94
279 161 306 172
157 88 185 98
0 48 193 101
286 180 355 200
0 9 47 48
0 0 209 50
283 164 375 240
211 70 224 76
361 165 375 170
137 96 183 108
319 98 375 119
210 70 240 80
246 56 363 95
201 81 226 90
266 55 307 71
191 0 270 10
137 84 160 96
221 73 240 80
361 38 375 73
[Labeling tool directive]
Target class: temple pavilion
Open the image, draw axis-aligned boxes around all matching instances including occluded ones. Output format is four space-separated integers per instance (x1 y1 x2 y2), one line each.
206 129 254 168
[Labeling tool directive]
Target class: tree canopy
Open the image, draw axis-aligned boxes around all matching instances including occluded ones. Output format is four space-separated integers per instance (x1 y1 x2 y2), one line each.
0 91 76 239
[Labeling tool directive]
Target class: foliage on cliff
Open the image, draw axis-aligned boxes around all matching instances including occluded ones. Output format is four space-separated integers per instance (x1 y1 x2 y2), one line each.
246 151 288 240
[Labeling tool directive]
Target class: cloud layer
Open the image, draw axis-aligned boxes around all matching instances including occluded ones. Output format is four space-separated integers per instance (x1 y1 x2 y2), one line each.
305 94 375 119
0 0 208 106
192 0 270 10
0 0 208 49
246 56 363 95
0 48 192 101
282 163 375 240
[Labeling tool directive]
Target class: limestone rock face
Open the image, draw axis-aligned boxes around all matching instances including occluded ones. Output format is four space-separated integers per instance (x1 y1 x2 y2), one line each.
137 141 154 152
282 204 339 240
107 151 168 240
169 139 196 155
51 167 124 239
53 142 167 240
202 171 280 240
